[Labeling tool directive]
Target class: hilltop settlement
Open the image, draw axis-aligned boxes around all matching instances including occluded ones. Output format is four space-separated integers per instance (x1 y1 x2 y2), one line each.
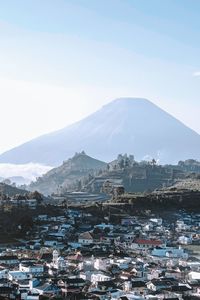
0 153 199 299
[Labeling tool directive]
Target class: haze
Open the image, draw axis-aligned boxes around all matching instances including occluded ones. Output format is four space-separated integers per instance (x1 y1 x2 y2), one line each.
0 0 200 154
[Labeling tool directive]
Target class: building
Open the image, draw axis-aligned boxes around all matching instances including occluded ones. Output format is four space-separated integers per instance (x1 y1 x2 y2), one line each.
78 232 94 245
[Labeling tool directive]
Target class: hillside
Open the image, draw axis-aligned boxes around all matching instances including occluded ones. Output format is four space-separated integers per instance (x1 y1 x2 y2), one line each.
166 178 200 191
81 154 188 194
0 98 200 165
0 182 28 197
29 152 106 195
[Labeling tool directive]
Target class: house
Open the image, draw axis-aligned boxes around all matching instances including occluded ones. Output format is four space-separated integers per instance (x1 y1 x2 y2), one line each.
108 289 123 299
176 220 187 231
0 278 12 287
121 218 137 226
188 271 200 280
110 258 131 270
121 292 145 300
150 218 163 226
91 272 112 284
60 224 72 230
44 238 58 247
78 232 94 245
94 223 114 231
94 258 107 271
0 269 8 279
151 247 188 259
36 215 48 221
147 278 178 292
16 279 31 292
178 235 192 245
89 290 108 300
47 232 66 241
8 271 30 281
131 239 165 250
34 282 61 295
95 279 117 291
19 263 44 275
65 278 86 292
0 255 19 265
25 290 40 300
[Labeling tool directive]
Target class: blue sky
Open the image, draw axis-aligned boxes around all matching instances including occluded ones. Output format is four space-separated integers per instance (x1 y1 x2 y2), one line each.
0 0 200 153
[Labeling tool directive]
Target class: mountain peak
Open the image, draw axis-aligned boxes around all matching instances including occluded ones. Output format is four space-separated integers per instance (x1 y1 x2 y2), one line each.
0 97 199 165
106 97 152 107
30 153 106 195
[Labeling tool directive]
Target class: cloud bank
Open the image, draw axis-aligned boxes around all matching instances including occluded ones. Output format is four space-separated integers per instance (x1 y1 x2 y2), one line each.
0 163 52 184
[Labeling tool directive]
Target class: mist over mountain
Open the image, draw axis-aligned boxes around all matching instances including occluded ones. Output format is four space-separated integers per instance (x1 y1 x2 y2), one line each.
0 98 200 165
0 163 52 184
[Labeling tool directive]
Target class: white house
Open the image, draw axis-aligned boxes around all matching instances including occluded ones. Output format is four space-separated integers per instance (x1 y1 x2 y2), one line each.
110 258 131 270
8 271 30 281
19 263 44 275
150 218 163 226
94 258 107 271
178 235 192 245
17 279 32 292
25 290 40 300
91 273 112 284
176 220 186 231
94 223 114 231
188 271 200 281
151 247 188 259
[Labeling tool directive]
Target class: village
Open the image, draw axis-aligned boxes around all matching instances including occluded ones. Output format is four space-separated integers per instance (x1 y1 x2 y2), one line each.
0 197 199 300
1 0 200 299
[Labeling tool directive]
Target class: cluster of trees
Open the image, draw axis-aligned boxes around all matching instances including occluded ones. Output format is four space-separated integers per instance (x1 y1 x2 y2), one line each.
108 154 158 171
107 154 135 171
0 190 44 202
178 159 200 173
116 154 135 169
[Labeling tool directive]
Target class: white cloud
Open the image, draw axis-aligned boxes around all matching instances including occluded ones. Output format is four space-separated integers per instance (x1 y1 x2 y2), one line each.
193 71 200 77
0 163 52 184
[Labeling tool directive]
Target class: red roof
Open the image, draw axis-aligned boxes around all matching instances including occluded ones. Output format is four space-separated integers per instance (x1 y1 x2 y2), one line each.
135 239 162 245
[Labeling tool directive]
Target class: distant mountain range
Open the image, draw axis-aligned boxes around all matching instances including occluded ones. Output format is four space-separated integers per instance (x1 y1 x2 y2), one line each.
29 152 199 196
0 176 28 186
0 98 200 165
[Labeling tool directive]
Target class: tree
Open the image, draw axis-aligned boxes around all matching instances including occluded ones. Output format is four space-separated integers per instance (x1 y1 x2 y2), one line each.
124 158 130 168
151 158 157 167
93 227 102 234
119 159 125 169
104 227 110 234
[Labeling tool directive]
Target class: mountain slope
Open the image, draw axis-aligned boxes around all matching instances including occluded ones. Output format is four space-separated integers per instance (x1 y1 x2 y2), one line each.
0 98 200 165
29 152 106 195
0 182 28 197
